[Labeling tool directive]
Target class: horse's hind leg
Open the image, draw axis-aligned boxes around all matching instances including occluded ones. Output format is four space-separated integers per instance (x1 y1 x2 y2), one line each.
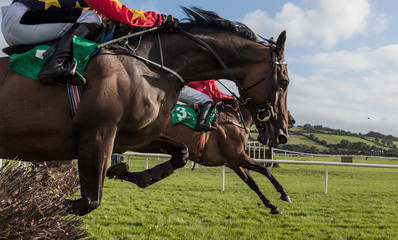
240 153 291 202
107 135 188 188
232 166 282 214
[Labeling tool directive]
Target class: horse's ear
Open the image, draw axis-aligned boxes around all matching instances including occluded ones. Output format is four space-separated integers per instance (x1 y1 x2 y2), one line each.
276 30 286 58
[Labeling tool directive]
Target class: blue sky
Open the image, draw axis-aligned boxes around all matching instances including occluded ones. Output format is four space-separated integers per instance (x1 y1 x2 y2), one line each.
1 0 397 136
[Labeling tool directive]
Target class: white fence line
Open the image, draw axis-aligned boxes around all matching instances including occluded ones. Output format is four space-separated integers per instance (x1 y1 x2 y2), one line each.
121 152 171 169
2 143 397 195
257 159 398 168
252 159 398 194
247 141 398 161
118 151 398 194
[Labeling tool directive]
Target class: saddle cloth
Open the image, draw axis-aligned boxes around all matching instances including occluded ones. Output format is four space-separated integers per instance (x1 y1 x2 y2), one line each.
7 37 99 81
171 104 216 130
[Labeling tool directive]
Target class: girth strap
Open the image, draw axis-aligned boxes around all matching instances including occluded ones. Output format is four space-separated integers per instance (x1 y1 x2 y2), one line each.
67 85 82 115
191 131 211 170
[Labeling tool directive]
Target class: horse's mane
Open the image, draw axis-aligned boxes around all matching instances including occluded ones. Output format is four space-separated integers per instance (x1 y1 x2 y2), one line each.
180 7 259 43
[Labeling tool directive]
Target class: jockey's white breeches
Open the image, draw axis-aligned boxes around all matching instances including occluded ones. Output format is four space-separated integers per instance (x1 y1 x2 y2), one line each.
1 2 102 46
178 85 213 105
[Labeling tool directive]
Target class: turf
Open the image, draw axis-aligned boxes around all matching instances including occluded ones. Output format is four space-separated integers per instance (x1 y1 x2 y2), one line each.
81 157 398 239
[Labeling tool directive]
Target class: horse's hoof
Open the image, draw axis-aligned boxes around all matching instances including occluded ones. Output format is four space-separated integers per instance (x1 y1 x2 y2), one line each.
64 198 99 216
106 162 129 179
271 207 283 214
132 171 151 188
281 194 292 203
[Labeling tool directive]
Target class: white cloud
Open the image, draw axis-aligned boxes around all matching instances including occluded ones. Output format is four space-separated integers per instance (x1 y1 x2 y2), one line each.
288 72 398 136
308 45 398 72
242 0 387 48
288 47 398 136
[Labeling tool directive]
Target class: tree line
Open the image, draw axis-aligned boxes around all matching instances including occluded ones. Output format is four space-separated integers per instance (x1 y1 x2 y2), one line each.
250 124 398 157
302 124 398 142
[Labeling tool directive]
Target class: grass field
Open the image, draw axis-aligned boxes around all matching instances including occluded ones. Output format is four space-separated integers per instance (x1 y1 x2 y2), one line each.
288 126 396 152
301 132 377 146
283 134 329 151
81 157 398 239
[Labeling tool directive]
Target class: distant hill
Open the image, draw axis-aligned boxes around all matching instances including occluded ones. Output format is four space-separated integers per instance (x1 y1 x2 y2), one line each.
249 124 398 157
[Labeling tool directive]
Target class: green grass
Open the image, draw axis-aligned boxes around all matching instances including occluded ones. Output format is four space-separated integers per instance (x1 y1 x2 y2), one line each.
285 134 329 151
301 132 377 146
81 158 398 239
287 127 396 152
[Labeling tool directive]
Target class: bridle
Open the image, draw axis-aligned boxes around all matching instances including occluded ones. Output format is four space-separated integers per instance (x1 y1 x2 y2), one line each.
183 32 287 135
237 45 288 145
241 45 288 122
181 31 288 137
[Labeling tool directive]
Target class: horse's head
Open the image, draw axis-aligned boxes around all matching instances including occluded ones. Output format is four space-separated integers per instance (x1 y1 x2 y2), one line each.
238 31 290 147
176 8 291 147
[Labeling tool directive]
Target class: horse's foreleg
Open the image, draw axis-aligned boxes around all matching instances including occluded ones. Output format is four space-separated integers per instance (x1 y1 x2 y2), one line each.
240 153 291 203
67 127 116 215
232 166 282 214
107 135 188 188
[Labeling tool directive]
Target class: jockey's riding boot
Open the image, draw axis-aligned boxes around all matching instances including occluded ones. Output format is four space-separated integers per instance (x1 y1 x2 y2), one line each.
195 101 216 132
38 23 98 86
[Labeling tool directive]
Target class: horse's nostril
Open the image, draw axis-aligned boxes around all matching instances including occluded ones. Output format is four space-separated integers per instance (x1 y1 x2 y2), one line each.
278 135 288 144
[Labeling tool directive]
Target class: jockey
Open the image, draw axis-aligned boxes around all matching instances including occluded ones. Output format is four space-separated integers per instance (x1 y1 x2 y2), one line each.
1 0 179 86
179 79 233 132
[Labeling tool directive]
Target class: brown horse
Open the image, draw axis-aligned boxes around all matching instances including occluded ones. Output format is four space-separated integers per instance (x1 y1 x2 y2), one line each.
167 102 293 214
0 7 290 215
109 101 293 214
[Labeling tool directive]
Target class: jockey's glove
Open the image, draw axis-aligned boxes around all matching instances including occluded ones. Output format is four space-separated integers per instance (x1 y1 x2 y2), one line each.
161 14 180 32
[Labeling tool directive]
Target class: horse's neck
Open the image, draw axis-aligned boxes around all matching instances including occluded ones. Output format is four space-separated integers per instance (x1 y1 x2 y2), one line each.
146 31 269 82
188 38 266 81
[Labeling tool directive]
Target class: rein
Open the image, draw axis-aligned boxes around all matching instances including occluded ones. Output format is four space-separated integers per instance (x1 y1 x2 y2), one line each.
124 33 186 85
98 26 186 85
181 30 241 93
96 26 161 48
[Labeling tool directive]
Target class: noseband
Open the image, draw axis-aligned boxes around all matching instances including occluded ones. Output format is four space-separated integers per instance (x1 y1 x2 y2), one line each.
241 45 287 123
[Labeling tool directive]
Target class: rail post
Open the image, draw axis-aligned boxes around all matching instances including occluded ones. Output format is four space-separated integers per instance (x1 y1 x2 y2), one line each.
222 165 225 191
324 165 329 194
270 147 274 159
145 157 149 169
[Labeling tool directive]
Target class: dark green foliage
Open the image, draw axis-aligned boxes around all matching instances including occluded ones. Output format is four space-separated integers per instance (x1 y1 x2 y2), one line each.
274 124 398 156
